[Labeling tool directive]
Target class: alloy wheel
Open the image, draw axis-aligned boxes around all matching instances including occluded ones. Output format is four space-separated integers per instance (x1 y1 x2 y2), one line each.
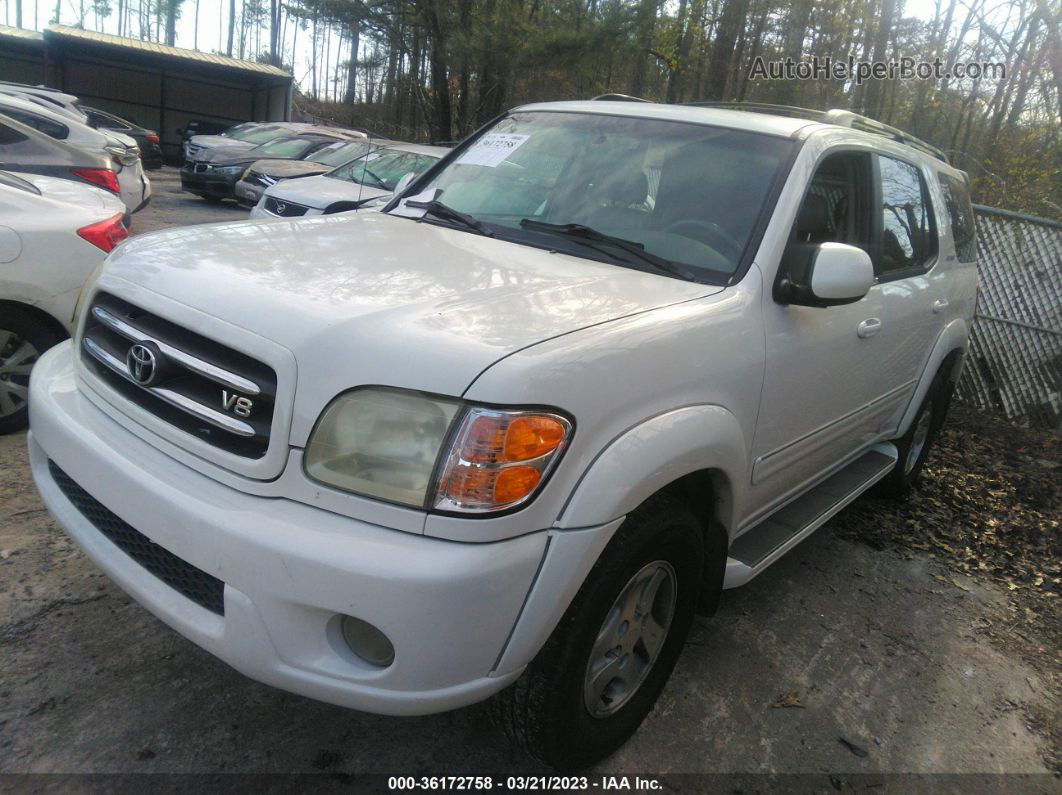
583 560 677 718
0 329 38 418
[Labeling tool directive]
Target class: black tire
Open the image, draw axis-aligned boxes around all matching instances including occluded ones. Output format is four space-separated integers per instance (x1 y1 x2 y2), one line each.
875 369 954 497
0 306 65 434
492 492 708 769
201 195 225 204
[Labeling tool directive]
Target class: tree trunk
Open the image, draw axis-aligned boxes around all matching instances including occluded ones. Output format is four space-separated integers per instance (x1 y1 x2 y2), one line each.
702 0 749 100
774 0 813 103
226 0 235 55
345 22 361 103
419 0 452 140
165 0 179 46
862 0 895 117
629 0 658 98
666 0 690 103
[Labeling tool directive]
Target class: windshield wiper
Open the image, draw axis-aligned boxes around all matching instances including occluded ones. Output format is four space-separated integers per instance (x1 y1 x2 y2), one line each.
518 219 697 282
358 166 388 189
405 199 495 237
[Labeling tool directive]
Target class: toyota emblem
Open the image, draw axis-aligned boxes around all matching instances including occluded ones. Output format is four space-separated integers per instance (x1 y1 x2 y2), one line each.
126 343 158 386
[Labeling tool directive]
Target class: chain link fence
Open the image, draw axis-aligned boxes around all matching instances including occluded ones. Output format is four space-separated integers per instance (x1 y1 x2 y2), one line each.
957 206 1062 429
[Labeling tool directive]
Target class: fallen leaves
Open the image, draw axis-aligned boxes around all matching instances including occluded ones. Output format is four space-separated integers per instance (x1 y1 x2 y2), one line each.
835 406 1061 599
771 691 806 709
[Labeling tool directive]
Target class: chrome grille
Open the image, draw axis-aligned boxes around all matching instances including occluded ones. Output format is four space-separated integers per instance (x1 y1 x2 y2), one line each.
264 197 309 217
193 162 209 173
80 293 276 458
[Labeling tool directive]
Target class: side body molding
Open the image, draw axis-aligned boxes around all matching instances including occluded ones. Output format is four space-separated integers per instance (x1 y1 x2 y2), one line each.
556 404 748 533
895 318 969 437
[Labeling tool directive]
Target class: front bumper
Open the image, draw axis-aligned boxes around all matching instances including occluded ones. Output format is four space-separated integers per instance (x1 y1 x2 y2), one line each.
29 343 552 715
235 179 264 208
181 168 240 198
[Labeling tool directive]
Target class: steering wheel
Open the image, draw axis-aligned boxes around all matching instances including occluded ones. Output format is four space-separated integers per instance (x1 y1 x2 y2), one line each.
663 219 744 261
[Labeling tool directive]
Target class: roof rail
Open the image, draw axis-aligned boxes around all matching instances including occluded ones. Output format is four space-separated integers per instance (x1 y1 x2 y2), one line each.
684 101 948 163
0 79 64 93
590 93 652 103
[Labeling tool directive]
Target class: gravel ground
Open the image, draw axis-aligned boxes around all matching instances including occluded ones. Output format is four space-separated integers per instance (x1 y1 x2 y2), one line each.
0 173 1058 779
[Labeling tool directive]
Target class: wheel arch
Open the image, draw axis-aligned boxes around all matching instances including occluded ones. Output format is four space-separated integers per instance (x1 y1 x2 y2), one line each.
556 404 747 534
896 319 968 436
0 300 70 342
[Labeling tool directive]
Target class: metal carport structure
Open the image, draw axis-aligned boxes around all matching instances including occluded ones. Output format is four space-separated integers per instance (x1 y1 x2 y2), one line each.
0 24 292 162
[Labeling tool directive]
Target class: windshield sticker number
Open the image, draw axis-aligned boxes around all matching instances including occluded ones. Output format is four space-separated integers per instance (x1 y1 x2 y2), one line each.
456 134 530 168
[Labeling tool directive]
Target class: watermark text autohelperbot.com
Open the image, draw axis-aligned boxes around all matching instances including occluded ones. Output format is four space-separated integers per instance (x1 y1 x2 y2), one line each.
750 56 1007 86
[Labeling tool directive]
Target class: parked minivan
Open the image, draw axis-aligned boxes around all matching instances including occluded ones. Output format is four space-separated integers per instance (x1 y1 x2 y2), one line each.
28 100 978 769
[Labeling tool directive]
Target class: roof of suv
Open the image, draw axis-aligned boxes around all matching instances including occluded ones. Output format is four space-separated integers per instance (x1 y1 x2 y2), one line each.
514 100 953 166
514 100 814 138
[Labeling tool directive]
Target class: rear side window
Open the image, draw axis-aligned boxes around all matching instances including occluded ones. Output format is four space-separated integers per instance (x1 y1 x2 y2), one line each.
1 108 68 140
877 155 935 277
937 172 978 262
0 120 29 145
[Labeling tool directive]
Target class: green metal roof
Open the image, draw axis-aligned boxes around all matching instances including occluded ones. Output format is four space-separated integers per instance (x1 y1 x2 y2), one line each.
0 24 44 41
45 24 290 78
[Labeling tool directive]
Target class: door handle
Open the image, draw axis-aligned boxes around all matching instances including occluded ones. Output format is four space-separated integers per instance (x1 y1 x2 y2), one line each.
932 298 949 314
857 318 882 338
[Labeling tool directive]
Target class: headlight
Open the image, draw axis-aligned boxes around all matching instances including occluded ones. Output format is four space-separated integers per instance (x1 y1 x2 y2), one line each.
304 387 572 513
213 165 245 175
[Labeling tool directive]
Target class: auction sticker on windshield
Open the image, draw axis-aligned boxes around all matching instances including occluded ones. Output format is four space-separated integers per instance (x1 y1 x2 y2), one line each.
456 133 530 167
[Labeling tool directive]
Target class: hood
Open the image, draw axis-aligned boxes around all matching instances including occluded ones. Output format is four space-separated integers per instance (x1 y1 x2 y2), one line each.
251 159 333 180
15 172 126 214
264 173 388 209
103 211 719 436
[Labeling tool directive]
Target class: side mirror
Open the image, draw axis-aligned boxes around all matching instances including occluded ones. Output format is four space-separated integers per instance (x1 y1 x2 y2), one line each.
775 242 875 307
392 171 416 197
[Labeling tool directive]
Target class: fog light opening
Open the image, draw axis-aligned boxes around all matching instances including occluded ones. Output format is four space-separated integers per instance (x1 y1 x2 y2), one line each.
340 615 395 668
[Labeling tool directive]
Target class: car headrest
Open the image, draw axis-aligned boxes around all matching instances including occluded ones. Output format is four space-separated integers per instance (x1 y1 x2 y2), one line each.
796 193 830 237
607 169 649 206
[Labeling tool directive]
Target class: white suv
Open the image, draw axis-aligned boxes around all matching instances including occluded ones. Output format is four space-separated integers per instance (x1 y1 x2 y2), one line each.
28 101 978 768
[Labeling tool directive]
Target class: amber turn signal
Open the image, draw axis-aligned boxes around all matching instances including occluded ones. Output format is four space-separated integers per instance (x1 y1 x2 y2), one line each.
504 416 567 461
433 408 572 512
492 466 542 503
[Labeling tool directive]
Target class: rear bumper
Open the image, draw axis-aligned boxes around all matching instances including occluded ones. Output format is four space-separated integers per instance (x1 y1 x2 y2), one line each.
28 343 555 715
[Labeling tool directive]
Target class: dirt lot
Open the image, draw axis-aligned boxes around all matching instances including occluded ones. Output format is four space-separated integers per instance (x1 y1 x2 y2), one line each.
0 171 1058 779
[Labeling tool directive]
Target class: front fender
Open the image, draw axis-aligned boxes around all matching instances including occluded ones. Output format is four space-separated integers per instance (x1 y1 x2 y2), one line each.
556 404 748 532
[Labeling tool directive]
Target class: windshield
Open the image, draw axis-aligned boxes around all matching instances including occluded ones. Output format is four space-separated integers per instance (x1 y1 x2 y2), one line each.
328 150 439 190
233 125 284 144
309 140 373 166
404 110 793 280
254 137 316 158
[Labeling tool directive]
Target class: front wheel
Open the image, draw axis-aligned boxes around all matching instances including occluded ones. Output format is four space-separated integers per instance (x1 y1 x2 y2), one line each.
492 493 707 769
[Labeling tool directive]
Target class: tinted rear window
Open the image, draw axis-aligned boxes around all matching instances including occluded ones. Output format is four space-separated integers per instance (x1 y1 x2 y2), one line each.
937 172 978 262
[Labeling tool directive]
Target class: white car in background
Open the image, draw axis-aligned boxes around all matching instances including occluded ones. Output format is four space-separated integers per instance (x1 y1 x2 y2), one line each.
250 143 448 218
0 170 128 432
0 94 151 217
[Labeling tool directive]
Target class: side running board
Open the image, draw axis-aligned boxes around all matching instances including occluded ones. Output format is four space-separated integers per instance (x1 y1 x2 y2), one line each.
723 444 898 588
